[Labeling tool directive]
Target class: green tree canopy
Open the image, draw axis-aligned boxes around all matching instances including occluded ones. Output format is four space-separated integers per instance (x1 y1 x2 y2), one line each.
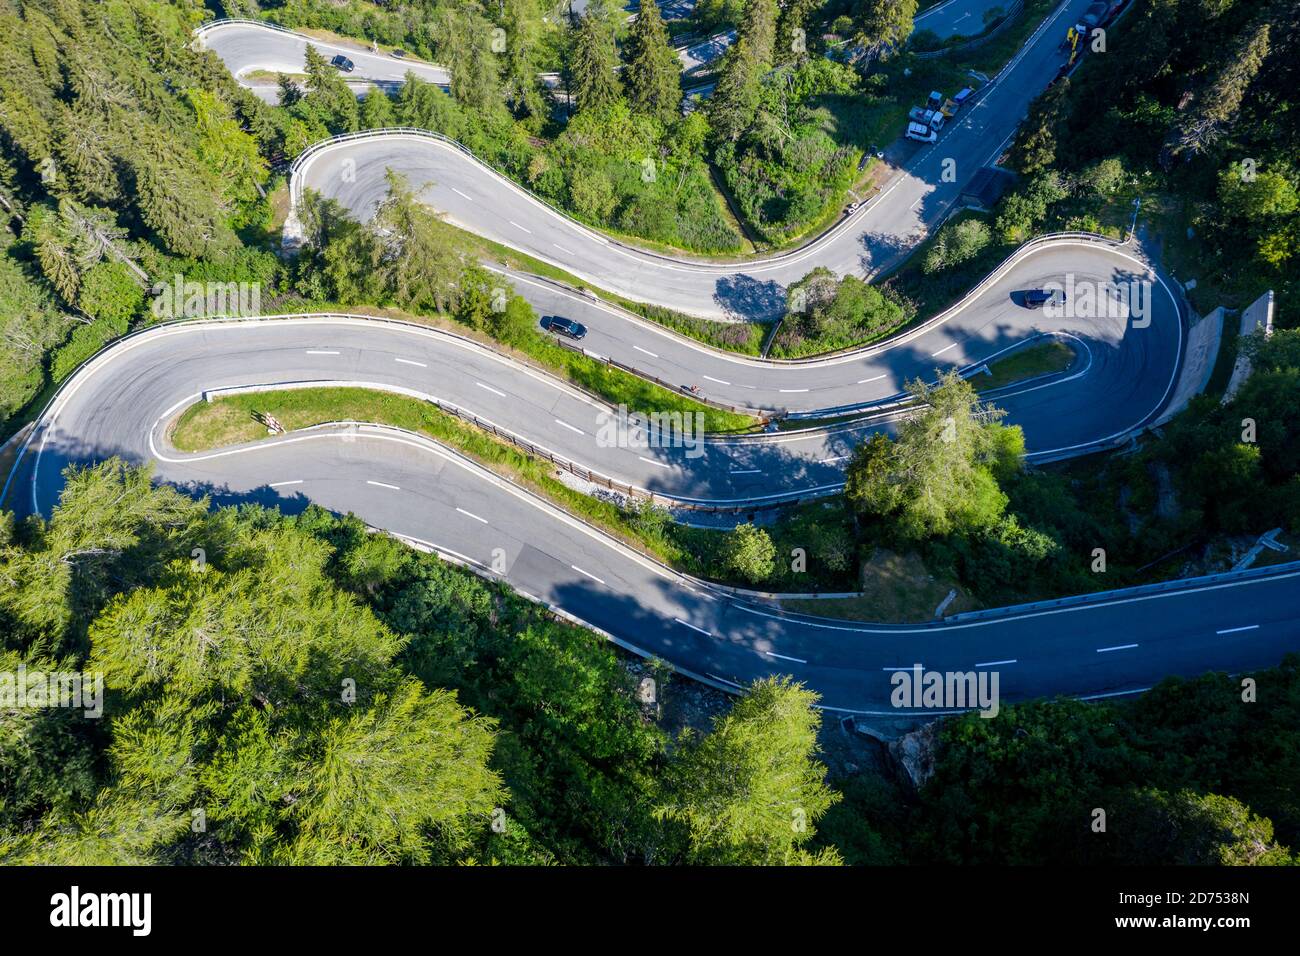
844 371 1024 537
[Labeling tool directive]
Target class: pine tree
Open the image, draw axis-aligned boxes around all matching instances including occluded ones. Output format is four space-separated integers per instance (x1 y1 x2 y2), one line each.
742 0 780 67
359 88 395 129
624 0 681 123
1168 21 1271 162
570 10 622 113
776 0 819 65
657 676 842 865
708 38 763 142
501 0 550 126
854 0 918 61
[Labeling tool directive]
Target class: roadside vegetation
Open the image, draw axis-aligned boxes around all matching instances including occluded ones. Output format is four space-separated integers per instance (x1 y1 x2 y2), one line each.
0 459 842 865
770 266 914 357
172 310 1300 614
0 0 280 434
819 670 1300 865
293 174 757 431
269 0 746 254
2 0 1299 871
2 458 1295 865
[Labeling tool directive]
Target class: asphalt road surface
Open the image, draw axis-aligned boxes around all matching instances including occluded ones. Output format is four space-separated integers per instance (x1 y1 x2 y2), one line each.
286 0 1100 319
7 315 1295 713
197 21 452 104
916 0 1021 39
13 6 1292 713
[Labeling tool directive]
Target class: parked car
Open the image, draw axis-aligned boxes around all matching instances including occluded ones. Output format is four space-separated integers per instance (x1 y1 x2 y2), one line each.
1083 1 1110 25
905 121 938 144
1024 288 1067 308
543 316 587 340
391 49 408 59
908 106 946 130
330 54 355 72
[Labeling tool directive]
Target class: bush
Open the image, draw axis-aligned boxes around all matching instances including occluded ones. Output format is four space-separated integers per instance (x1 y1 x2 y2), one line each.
1078 157 1128 198
50 317 128 384
569 169 617 221
77 261 144 324
724 523 777 584
772 272 912 357
923 219 991 273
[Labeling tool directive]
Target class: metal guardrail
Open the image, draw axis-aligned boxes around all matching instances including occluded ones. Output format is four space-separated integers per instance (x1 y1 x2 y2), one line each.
288 128 591 249
545 335 772 423
943 558 1300 624
763 231 1129 376
199 376 816 515
194 18 304 38
291 128 1140 374
4 312 795 515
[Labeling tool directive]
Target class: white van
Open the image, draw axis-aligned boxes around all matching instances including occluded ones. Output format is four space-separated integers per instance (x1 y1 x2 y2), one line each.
906 122 938 144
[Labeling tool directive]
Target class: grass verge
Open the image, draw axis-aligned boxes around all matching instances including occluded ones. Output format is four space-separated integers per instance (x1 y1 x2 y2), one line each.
976 339 1076 390
460 230 769 356
172 386 698 565
782 549 979 623
171 389 871 598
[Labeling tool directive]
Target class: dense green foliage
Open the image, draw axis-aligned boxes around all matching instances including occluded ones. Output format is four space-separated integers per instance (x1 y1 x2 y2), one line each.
265 0 744 253
4 461 1295 866
773 265 913 356
821 667 1300 865
0 460 846 864
712 49 867 245
845 371 1025 538
0 0 279 427
1008 0 1299 321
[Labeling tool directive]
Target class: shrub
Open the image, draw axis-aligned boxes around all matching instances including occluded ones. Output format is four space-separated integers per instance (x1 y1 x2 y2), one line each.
51 316 129 383
724 523 777 584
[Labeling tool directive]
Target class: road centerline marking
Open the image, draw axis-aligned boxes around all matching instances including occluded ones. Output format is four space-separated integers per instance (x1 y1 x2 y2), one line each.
674 618 712 637
456 507 489 524
1216 624 1260 635
765 651 807 664
571 565 606 585
1096 643 1139 653
366 480 399 490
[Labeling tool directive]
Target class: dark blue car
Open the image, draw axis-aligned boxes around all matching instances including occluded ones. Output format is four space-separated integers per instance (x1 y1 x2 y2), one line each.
544 316 587 340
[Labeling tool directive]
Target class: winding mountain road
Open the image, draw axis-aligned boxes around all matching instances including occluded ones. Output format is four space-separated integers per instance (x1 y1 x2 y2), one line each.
8 9 1295 714
5 313 1295 714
